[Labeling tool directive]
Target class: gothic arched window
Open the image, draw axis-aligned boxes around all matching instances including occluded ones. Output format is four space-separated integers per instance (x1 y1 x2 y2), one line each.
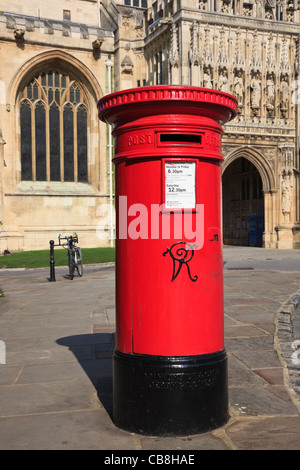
19 70 88 182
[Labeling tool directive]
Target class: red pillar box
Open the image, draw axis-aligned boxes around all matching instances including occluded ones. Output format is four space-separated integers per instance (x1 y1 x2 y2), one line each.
98 86 237 436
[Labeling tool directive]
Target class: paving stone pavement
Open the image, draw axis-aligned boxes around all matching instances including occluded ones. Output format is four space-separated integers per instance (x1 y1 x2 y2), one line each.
0 248 300 450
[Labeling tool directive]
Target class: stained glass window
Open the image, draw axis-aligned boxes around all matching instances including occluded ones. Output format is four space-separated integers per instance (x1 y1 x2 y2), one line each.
19 70 88 183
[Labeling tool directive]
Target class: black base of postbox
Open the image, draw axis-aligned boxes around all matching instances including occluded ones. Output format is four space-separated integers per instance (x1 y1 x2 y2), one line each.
113 349 229 436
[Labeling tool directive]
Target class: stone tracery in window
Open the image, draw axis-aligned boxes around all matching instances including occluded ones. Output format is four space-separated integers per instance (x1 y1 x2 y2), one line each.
20 70 88 183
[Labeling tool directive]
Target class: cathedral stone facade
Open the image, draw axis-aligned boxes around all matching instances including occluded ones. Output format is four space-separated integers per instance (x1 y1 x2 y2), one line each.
1 0 300 250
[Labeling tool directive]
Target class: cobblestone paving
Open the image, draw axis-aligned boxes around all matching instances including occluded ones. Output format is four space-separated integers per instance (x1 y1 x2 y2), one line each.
0 254 299 450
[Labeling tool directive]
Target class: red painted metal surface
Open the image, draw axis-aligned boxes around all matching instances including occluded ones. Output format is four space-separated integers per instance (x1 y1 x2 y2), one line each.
98 86 237 357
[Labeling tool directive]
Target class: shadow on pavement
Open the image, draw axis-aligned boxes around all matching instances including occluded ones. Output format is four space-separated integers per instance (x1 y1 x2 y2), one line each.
56 333 114 419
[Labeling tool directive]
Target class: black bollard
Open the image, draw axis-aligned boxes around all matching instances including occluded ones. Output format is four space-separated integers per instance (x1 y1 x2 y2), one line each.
49 240 56 282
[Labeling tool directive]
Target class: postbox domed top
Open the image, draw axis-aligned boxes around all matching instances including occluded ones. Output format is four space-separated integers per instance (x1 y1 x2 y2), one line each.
98 85 237 127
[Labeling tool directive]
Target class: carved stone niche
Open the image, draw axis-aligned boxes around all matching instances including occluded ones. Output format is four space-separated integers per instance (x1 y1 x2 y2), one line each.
266 72 275 118
221 0 231 13
286 0 296 10
243 1 254 16
250 70 262 116
279 142 295 170
265 8 274 20
286 0 295 21
281 168 293 220
279 74 289 118
199 0 208 11
233 69 244 113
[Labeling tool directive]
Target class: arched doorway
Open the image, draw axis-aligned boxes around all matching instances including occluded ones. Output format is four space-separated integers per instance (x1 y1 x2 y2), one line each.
222 157 264 246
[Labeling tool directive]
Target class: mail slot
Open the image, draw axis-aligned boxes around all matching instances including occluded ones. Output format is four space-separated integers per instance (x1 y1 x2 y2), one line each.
159 133 202 144
98 85 237 436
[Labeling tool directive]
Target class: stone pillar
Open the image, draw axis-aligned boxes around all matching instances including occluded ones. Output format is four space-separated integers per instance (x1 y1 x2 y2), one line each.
263 190 271 247
180 21 190 85
263 189 278 248
189 21 200 86
276 169 294 248
169 22 180 85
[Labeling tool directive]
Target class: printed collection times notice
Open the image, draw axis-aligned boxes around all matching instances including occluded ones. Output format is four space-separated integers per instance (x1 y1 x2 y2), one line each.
165 162 196 209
